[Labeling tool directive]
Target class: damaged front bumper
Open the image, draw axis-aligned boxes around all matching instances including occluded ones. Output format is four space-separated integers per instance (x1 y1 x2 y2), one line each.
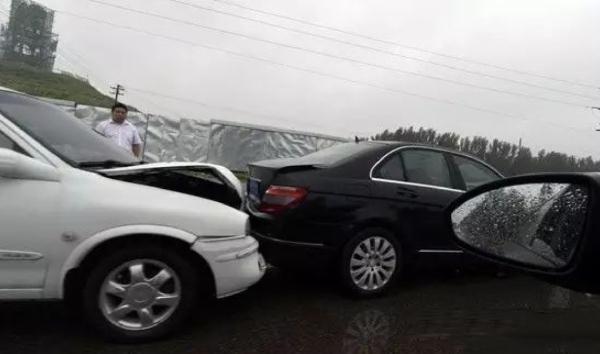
191 235 266 298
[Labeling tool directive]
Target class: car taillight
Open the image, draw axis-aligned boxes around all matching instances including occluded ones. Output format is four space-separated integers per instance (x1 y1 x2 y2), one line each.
258 185 308 215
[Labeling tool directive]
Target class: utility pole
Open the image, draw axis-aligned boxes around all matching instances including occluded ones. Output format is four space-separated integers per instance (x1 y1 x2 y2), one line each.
110 84 125 103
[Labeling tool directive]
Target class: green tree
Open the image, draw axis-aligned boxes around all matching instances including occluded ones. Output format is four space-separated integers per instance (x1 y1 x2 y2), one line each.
373 126 600 175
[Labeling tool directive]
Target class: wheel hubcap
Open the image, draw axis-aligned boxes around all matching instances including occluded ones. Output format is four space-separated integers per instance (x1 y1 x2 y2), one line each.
99 259 181 331
350 237 397 291
129 284 156 306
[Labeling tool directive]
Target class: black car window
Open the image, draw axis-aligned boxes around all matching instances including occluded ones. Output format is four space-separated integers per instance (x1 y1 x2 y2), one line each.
401 149 453 188
454 155 499 190
373 153 405 181
0 130 28 156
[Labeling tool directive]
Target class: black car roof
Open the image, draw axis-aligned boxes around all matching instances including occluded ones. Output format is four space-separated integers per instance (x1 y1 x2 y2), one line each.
364 140 459 153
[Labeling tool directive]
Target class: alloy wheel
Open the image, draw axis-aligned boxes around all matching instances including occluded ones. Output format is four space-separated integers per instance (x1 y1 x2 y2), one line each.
349 236 397 291
99 259 181 331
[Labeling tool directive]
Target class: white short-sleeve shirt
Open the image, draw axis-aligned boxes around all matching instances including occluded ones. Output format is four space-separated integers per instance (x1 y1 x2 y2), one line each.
95 119 142 151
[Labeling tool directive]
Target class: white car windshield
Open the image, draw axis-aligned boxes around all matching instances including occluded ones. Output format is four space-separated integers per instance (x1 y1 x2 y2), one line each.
0 91 139 167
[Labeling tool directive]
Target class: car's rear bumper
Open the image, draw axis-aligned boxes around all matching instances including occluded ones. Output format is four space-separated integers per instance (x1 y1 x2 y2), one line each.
252 231 336 270
191 235 266 298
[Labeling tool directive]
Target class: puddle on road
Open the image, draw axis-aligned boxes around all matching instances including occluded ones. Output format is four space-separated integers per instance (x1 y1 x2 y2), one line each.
3 274 600 354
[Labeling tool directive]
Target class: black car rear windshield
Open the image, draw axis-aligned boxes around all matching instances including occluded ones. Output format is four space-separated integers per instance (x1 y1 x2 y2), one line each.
294 142 381 166
0 92 139 166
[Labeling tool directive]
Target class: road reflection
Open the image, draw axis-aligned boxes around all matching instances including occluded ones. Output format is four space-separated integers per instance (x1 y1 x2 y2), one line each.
342 310 392 354
2 270 600 353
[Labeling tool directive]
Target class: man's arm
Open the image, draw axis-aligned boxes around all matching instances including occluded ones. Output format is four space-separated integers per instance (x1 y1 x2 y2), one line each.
94 121 106 136
132 128 143 158
132 144 141 158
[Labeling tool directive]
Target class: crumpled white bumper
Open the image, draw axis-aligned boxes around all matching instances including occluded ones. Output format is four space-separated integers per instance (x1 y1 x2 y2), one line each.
191 235 266 298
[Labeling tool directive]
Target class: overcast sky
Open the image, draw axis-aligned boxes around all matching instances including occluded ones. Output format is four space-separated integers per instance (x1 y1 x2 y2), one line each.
2 0 600 157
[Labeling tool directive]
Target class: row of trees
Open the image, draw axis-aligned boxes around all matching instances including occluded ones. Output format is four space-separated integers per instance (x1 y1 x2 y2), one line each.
373 126 600 176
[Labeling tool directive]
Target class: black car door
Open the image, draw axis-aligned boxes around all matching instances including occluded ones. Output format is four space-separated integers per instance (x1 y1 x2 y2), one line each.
371 148 464 252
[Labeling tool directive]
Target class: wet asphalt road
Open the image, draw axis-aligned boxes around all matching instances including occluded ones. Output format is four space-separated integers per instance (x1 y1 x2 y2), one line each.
2 267 600 354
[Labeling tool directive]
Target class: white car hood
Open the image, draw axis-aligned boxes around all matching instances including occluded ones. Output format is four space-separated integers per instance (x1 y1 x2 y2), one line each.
63 167 248 239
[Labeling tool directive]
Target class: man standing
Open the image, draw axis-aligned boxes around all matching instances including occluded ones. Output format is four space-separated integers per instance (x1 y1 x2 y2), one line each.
95 102 142 157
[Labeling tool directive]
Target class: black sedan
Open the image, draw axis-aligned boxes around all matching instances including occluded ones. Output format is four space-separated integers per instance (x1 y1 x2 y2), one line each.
247 141 503 296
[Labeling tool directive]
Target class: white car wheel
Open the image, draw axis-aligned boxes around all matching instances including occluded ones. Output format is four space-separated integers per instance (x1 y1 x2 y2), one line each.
82 245 201 342
99 259 182 331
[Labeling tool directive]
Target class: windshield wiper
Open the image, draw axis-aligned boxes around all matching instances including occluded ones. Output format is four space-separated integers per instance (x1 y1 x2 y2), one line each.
77 160 140 169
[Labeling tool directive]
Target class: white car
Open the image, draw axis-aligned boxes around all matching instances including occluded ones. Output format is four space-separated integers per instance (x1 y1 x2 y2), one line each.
0 90 265 342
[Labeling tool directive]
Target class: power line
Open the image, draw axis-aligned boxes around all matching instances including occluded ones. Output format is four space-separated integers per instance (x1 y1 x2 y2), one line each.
126 87 592 137
56 40 224 119
53 9 596 133
127 86 377 136
57 45 169 115
55 51 85 74
209 0 600 90
88 0 594 109
0 7 181 118
55 44 124 102
59 41 184 116
54 9 527 118
58 43 95 71
0 5 9 18
56 42 171 113
0 6 78 74
54 47 94 79
158 0 600 102
58 45 120 95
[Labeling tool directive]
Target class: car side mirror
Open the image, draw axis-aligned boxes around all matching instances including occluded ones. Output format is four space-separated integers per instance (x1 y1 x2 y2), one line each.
446 173 600 293
0 148 61 182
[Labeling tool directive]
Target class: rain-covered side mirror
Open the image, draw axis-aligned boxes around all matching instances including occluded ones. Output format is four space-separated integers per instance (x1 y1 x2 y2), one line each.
446 174 600 294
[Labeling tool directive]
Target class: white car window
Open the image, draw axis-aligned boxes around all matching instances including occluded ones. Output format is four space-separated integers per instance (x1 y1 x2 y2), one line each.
0 130 28 156
0 92 138 166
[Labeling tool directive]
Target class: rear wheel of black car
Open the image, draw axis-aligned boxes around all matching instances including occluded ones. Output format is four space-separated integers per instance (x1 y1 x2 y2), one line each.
340 228 401 297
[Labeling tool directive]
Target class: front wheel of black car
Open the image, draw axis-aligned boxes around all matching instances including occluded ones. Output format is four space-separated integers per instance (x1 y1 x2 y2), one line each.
340 228 401 297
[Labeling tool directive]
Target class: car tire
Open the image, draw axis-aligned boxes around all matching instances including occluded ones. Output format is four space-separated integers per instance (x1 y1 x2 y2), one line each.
81 245 201 343
340 228 402 297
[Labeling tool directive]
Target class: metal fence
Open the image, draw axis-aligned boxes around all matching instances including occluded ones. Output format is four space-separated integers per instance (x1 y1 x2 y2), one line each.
64 105 347 171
